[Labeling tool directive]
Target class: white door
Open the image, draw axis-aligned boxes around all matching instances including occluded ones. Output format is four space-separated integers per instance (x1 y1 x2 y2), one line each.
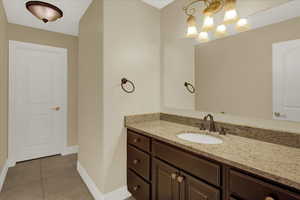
9 41 67 164
273 39 300 122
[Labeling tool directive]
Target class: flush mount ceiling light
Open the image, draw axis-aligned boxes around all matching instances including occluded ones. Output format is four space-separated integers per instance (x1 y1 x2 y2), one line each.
26 1 63 23
183 0 250 42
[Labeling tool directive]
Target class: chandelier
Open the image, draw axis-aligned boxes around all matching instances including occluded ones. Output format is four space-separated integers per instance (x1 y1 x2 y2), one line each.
183 0 250 42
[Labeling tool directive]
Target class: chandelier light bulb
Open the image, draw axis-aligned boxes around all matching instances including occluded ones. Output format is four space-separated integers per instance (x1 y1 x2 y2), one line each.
223 0 238 24
215 24 227 37
224 9 239 24
202 15 215 32
187 26 198 38
186 15 198 38
236 18 250 32
198 32 209 42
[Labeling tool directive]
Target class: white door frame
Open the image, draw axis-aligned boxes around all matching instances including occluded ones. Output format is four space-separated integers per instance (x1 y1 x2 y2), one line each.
273 39 300 122
8 40 68 167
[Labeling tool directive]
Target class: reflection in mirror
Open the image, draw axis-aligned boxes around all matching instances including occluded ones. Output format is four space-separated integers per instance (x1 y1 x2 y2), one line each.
162 0 300 122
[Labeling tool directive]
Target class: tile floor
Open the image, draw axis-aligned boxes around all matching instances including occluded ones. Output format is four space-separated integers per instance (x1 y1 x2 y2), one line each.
0 154 134 200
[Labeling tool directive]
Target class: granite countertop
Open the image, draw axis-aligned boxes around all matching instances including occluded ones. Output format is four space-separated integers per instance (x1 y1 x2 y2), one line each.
126 120 300 191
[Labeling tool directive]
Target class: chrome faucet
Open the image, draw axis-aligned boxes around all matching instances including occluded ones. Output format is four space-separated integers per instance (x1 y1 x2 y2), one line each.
203 114 217 132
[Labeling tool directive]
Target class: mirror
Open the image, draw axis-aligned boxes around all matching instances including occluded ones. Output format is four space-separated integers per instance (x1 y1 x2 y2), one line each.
162 0 300 121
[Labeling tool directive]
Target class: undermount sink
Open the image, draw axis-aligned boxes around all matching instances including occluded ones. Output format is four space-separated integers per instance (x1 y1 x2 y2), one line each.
177 133 223 144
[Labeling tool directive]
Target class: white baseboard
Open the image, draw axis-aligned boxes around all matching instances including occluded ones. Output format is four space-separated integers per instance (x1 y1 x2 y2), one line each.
77 161 103 199
77 161 131 200
103 186 131 200
0 160 9 192
62 145 79 156
7 159 16 168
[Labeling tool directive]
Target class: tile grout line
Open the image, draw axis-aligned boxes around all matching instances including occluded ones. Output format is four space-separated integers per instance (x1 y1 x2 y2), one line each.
40 159 46 200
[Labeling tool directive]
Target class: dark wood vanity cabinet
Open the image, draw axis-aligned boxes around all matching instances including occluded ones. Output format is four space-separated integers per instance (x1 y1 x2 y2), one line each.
127 129 300 200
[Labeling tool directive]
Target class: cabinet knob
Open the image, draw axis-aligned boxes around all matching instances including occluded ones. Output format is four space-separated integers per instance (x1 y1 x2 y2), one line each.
133 159 139 165
133 185 140 191
171 173 177 180
177 176 185 183
265 197 275 200
133 138 140 143
197 123 206 131
219 127 229 135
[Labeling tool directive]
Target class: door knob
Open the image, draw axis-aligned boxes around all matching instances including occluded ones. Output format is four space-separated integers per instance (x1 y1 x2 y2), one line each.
274 112 281 117
51 106 61 111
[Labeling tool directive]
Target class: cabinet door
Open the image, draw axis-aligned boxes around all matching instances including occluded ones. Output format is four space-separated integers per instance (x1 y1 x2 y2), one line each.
180 172 221 200
152 158 180 200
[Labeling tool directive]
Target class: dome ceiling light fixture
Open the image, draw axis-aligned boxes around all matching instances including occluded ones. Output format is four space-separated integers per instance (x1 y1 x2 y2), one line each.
183 0 250 42
26 1 63 23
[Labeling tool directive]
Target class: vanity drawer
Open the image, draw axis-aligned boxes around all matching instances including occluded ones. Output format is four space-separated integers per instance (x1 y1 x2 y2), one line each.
153 140 221 186
128 169 150 200
128 130 150 152
128 145 150 181
229 170 300 200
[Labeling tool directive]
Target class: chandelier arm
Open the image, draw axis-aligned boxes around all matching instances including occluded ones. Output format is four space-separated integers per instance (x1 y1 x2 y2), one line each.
183 0 208 16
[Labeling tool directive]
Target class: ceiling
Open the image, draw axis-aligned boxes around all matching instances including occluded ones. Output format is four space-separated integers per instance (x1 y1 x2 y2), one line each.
143 0 291 10
141 0 175 9
3 0 93 36
179 0 292 26
2 0 292 36
235 0 291 17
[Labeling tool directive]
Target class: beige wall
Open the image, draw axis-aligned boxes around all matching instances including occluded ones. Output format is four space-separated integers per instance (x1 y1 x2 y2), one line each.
78 0 160 194
78 0 104 191
161 0 195 110
102 0 160 193
8 24 79 146
195 17 300 120
0 0 8 171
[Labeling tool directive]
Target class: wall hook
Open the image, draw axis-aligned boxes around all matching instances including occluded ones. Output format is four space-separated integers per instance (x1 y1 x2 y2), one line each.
121 78 135 93
184 82 195 94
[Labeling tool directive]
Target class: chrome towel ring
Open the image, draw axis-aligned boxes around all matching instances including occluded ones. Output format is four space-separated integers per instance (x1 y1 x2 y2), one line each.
121 78 135 93
184 82 195 94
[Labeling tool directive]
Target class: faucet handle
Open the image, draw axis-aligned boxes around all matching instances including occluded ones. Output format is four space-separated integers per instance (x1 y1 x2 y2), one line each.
196 122 206 130
219 127 229 135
